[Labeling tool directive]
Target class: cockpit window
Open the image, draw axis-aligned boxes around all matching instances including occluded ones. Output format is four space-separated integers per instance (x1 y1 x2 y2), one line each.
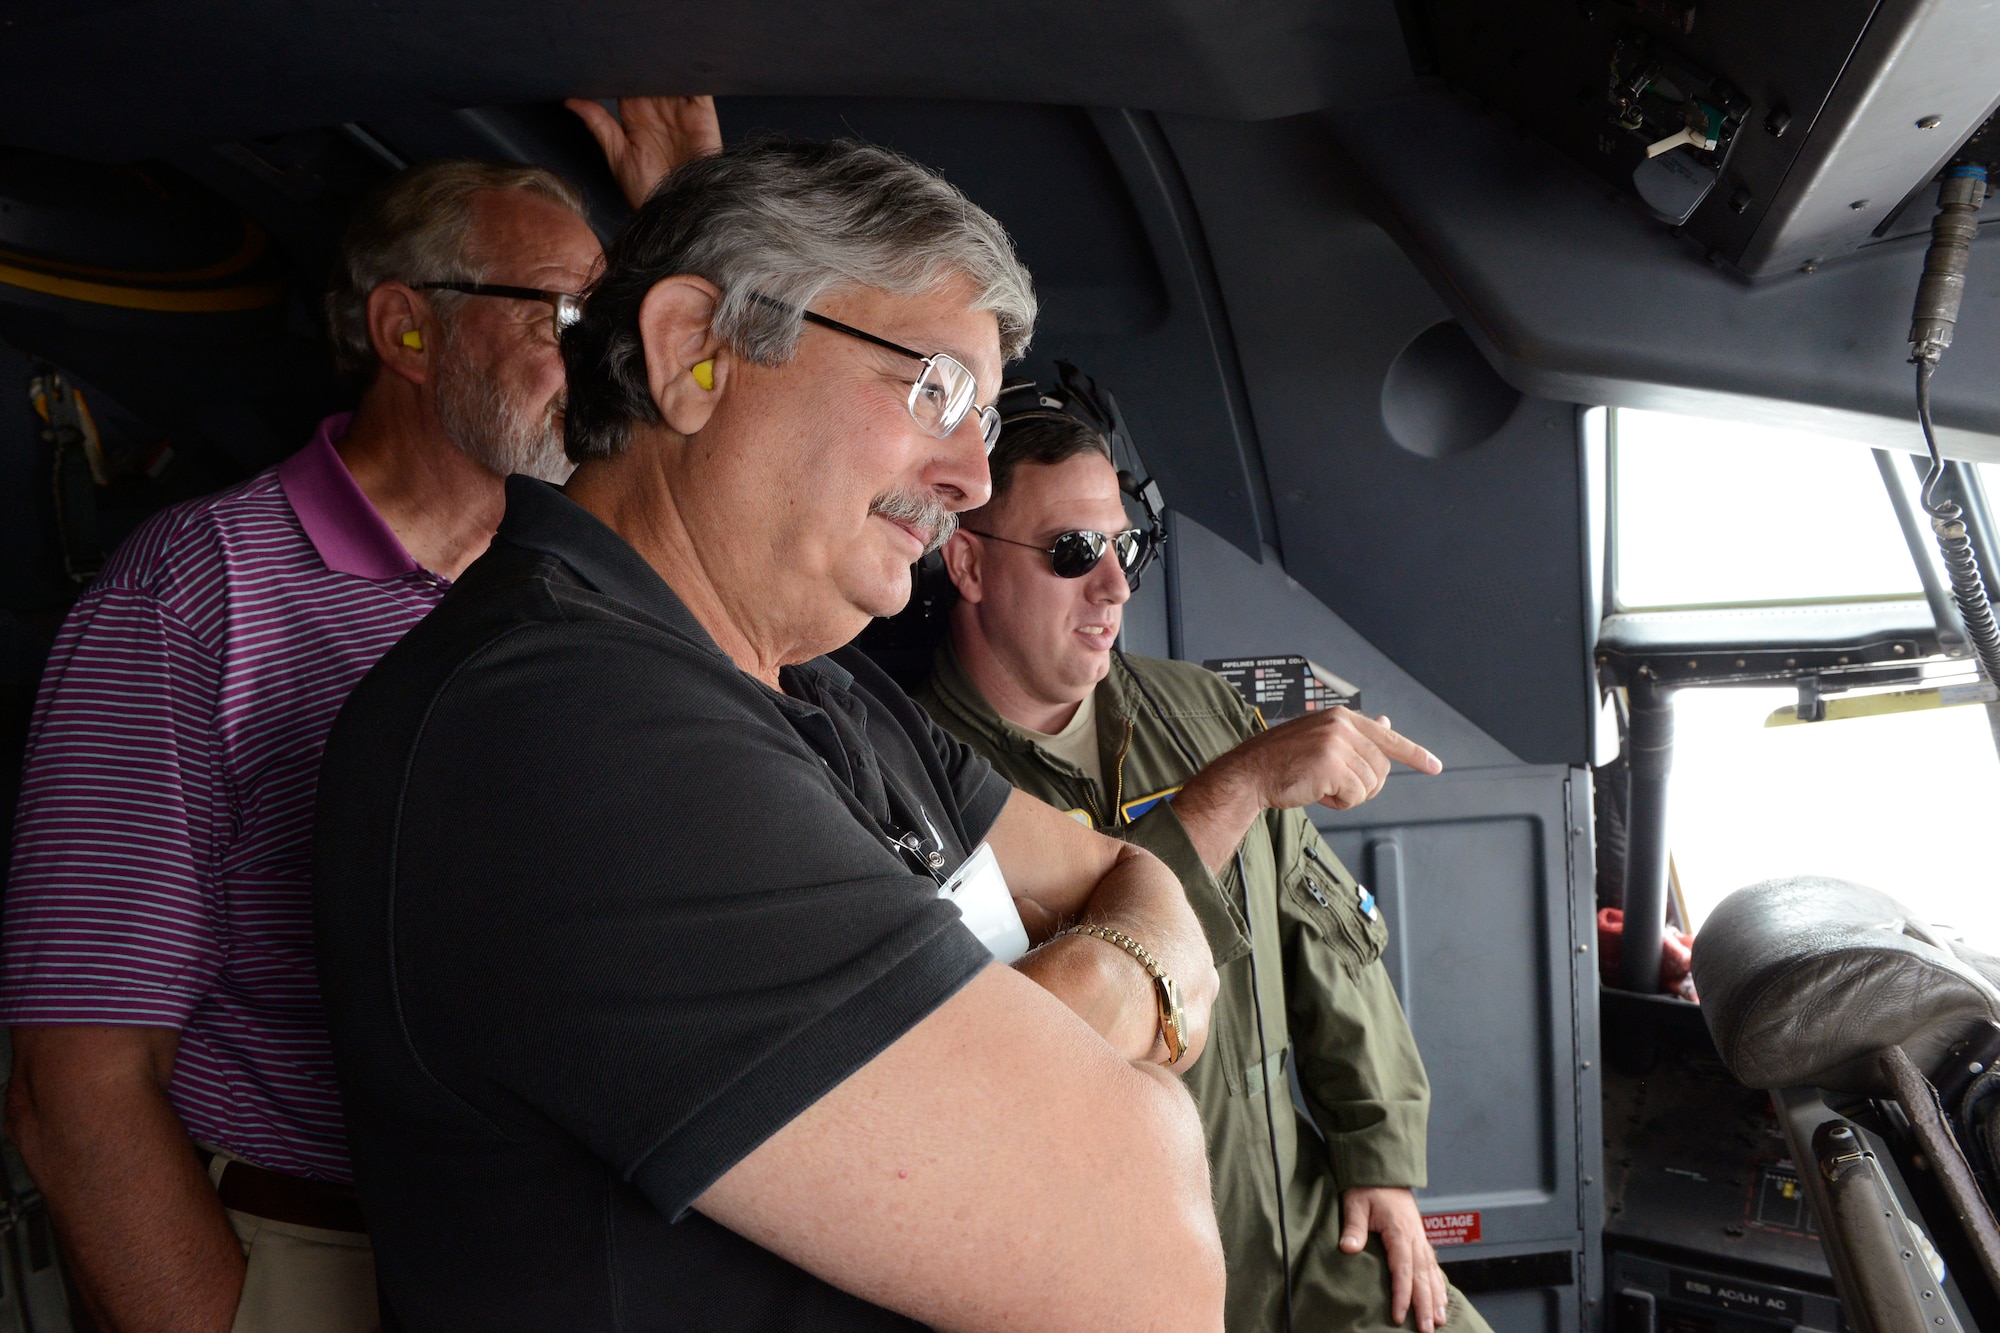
1610 410 2000 943
1669 681 2000 943
1611 407 1924 610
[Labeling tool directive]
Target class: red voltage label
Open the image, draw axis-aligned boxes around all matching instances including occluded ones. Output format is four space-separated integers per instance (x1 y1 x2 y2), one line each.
1422 1211 1482 1246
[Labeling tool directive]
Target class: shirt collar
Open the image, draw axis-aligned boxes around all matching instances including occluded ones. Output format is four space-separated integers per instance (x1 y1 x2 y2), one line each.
925 637 1132 752
276 414 423 581
1014 687 1096 744
493 475 856 696
924 638 1019 751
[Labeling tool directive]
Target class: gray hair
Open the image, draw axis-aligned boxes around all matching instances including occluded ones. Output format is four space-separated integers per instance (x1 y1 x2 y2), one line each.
324 159 586 376
562 138 1037 462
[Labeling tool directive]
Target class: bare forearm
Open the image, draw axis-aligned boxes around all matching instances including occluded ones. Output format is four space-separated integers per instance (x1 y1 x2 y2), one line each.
1014 936 1161 1060
1170 708 1444 873
8 1030 244 1332
695 966 1227 1333
1074 843 1215 985
987 798 1217 1066
1170 758 1266 874
1015 845 1217 1064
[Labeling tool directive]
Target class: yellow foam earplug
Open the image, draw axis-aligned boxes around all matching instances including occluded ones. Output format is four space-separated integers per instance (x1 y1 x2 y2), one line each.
690 359 715 391
401 329 424 350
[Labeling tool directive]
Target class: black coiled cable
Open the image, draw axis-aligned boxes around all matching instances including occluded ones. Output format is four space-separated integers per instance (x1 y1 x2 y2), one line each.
1915 358 2000 688
1905 158 2000 690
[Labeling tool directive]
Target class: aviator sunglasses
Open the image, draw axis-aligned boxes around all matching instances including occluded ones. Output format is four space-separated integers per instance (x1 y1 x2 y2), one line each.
965 526 1158 581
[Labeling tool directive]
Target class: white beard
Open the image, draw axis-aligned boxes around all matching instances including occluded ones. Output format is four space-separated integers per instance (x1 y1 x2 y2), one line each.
433 333 573 484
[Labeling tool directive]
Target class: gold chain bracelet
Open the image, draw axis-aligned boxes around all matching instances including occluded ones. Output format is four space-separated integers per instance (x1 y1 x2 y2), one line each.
1056 923 1187 1064
1059 924 1166 977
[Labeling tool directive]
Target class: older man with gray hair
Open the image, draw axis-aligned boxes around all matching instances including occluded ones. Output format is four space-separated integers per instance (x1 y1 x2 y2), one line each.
312 137 1228 1332
3 101 717 1333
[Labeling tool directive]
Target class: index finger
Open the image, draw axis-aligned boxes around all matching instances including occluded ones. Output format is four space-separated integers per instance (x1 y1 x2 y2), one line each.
1349 710 1442 775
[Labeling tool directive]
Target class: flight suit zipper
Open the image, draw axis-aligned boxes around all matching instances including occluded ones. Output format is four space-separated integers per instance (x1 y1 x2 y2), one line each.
1110 715 1133 825
1302 844 1338 907
1298 842 1387 966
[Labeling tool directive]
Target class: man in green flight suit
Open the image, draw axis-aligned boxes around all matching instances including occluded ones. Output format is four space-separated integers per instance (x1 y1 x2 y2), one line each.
913 375 1492 1333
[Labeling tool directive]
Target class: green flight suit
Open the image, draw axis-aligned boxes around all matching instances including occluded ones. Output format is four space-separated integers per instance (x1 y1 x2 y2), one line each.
916 644 1491 1333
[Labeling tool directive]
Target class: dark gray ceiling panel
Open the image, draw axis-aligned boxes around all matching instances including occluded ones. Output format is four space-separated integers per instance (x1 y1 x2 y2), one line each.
1334 88 2000 458
0 0 1418 162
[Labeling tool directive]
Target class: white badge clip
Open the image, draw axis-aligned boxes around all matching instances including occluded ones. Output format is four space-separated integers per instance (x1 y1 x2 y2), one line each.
938 842 1029 963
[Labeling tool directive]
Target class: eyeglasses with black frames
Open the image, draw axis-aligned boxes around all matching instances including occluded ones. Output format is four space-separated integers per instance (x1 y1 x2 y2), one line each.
964 527 1158 582
417 282 584 337
754 294 1002 454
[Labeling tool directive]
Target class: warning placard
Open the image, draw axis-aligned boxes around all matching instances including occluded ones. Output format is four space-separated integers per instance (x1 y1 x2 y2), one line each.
1203 655 1360 723
1422 1211 1482 1247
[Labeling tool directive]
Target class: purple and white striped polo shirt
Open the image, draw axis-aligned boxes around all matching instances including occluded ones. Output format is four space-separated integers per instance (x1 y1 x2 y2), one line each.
2 414 447 1183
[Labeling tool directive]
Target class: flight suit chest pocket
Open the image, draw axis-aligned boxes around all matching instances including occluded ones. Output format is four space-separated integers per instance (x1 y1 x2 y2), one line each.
1282 846 1388 972
1224 1039 1293 1096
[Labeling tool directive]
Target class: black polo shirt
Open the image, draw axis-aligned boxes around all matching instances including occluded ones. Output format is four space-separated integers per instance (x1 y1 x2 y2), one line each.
313 476 1009 1332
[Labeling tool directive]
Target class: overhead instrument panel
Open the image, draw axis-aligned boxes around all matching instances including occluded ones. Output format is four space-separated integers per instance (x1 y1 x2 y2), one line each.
1407 0 2000 277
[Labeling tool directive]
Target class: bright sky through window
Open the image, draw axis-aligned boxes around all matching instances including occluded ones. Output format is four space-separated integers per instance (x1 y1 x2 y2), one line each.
1613 408 1924 609
1611 411 2000 947
1671 684 2000 947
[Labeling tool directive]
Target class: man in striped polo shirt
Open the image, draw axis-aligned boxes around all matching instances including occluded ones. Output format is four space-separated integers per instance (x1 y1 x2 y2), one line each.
0 100 719 1333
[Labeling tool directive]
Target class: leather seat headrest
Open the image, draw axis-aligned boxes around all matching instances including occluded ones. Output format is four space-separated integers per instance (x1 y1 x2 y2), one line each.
1691 876 2000 1092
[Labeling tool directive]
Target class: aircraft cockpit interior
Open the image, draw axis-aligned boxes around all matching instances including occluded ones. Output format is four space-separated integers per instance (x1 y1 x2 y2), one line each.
0 1 1996 1331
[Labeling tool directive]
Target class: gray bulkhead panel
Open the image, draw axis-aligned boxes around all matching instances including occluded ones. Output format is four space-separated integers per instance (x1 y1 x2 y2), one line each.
1135 514 1606 1333
1156 112 1600 768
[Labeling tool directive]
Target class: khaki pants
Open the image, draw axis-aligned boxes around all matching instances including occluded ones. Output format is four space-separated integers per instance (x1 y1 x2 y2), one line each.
200 1147 379 1333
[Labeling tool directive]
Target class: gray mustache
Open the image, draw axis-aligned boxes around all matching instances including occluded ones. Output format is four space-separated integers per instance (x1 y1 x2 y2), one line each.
870 489 958 557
